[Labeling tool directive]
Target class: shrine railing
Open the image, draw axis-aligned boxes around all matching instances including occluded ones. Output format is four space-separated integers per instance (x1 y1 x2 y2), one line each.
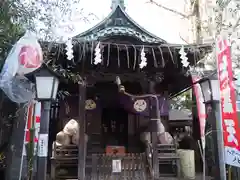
144 142 154 178
90 153 148 180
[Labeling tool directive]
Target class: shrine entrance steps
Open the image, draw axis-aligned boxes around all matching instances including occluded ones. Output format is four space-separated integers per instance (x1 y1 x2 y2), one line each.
157 144 180 178
144 143 181 179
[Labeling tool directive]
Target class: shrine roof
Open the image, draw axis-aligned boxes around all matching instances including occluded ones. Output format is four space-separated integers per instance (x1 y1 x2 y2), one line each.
169 109 192 121
73 5 166 44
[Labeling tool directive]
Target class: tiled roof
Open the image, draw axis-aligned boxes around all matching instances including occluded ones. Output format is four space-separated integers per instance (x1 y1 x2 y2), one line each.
76 26 162 43
74 5 166 44
169 109 192 121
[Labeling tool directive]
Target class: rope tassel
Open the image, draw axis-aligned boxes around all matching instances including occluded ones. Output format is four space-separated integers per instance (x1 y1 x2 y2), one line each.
139 46 147 69
179 46 189 67
94 42 102 65
65 38 74 60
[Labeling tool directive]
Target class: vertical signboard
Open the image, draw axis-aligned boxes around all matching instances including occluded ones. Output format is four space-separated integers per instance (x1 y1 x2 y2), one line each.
34 102 41 152
112 159 122 173
217 36 240 167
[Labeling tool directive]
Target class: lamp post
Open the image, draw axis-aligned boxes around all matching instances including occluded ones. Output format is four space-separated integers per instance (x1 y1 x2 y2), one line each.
33 65 60 180
198 76 226 180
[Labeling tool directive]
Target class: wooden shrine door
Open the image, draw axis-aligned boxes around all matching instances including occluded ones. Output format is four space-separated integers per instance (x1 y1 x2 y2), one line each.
101 107 128 147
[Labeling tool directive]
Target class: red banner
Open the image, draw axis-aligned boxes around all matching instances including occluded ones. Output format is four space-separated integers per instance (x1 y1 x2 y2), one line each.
25 102 41 143
25 103 34 142
192 75 207 148
23 102 41 155
217 36 240 167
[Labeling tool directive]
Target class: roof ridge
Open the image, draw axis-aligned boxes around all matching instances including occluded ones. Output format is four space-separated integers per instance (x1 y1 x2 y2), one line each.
111 0 125 10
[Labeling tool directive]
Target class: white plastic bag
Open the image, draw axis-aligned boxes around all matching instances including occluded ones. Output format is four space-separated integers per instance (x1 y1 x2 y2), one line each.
17 32 43 75
1 31 43 78
0 32 43 103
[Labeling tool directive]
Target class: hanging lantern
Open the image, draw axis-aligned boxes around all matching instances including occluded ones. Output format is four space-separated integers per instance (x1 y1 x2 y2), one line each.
65 38 74 61
179 46 189 67
139 47 147 69
94 42 102 65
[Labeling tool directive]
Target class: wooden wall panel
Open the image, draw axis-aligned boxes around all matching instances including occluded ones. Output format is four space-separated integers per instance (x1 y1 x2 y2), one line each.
137 115 169 132
86 109 102 134
139 116 149 128
58 95 102 135
128 114 135 135
58 96 79 129
58 95 166 137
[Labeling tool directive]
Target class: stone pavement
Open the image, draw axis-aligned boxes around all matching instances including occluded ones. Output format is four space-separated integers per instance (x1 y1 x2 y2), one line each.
53 173 213 180
158 174 213 180
64 175 213 180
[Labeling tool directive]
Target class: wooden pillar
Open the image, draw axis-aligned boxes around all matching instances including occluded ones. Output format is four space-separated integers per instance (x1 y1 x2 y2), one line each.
78 81 86 180
149 81 160 179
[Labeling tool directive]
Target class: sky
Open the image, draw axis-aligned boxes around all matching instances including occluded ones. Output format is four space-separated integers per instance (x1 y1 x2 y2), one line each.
73 0 187 44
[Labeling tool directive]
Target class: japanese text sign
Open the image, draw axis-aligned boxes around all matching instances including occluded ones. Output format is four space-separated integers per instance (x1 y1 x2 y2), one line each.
217 36 240 167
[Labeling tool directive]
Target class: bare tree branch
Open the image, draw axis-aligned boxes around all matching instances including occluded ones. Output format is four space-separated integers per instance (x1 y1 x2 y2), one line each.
147 0 196 19
179 33 190 44
233 17 240 31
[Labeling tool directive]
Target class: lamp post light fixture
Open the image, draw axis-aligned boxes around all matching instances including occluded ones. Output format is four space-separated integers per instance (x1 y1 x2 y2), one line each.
33 65 60 180
198 76 227 180
34 66 60 101
199 78 220 104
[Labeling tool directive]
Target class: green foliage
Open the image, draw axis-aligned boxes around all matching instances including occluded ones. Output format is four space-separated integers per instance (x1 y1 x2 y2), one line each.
170 89 195 110
0 0 93 172
0 0 95 84
0 91 18 168
0 0 34 67
0 0 35 171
